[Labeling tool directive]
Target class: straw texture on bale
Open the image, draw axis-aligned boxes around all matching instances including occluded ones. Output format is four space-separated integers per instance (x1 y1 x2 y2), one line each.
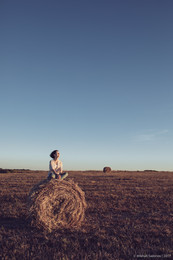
28 179 87 232
103 167 111 173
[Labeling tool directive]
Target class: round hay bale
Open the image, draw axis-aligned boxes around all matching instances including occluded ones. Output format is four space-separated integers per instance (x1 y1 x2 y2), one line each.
103 167 111 173
28 179 87 232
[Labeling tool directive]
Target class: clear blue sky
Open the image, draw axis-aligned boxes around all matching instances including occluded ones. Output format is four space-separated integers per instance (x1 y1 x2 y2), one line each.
0 0 173 171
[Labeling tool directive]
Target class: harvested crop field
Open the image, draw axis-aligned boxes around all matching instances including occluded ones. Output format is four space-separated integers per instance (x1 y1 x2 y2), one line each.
0 170 172 259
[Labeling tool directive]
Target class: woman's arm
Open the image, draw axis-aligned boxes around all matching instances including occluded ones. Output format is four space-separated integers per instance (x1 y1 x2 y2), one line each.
54 167 61 174
50 160 60 174
51 167 61 180
55 161 63 174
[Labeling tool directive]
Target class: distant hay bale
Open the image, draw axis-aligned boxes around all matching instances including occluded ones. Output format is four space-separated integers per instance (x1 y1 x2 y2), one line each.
28 179 87 232
103 167 111 173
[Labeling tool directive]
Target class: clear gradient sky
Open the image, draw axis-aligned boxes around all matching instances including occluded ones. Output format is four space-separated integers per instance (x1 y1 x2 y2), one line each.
0 0 173 171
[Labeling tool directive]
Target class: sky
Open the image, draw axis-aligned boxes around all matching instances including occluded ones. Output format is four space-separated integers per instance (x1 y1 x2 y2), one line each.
0 0 173 171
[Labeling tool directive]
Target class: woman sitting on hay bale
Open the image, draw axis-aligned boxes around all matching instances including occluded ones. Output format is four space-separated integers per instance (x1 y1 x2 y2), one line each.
47 150 68 180
28 149 86 232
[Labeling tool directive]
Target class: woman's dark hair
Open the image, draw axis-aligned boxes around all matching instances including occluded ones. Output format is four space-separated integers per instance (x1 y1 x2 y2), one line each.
50 150 58 159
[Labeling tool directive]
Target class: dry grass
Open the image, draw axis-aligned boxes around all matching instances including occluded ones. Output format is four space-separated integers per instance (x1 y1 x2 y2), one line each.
28 178 87 232
0 170 172 259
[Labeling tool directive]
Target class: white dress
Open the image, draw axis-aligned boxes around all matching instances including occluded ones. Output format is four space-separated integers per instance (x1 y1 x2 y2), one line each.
48 159 63 177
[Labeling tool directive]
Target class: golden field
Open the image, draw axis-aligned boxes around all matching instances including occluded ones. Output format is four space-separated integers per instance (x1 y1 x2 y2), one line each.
0 170 172 259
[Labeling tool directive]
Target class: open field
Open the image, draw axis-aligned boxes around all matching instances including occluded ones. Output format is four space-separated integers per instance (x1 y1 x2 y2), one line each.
0 170 172 260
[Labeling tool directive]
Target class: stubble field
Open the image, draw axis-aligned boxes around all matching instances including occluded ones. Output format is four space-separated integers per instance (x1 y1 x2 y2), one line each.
0 170 172 260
